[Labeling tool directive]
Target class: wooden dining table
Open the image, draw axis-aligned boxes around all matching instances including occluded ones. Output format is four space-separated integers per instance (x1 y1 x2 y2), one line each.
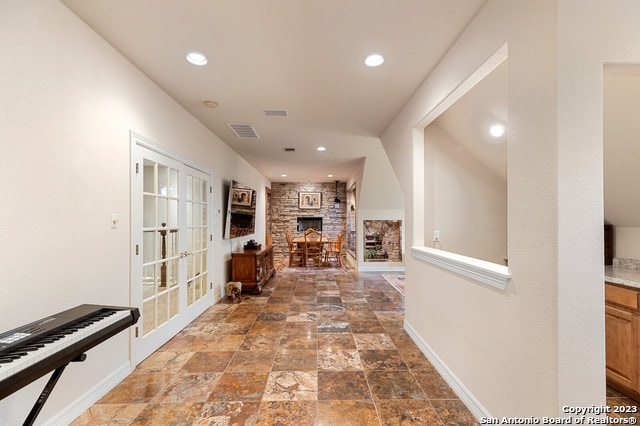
291 236 337 266
291 236 336 245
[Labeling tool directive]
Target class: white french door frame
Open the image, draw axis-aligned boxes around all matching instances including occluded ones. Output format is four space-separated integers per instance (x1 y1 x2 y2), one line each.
130 132 213 366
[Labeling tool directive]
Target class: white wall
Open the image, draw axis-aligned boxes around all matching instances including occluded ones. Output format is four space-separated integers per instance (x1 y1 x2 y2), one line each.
349 143 405 271
357 144 404 210
604 73 640 230
604 73 640 261
424 123 507 265
0 1 268 423
381 0 626 416
614 227 640 260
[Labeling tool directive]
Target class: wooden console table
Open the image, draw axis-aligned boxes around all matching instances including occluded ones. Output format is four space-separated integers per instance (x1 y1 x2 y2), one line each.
231 245 275 294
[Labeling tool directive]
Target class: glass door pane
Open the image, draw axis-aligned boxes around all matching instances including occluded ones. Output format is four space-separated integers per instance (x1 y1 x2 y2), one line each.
132 139 212 366
185 173 209 307
141 159 181 336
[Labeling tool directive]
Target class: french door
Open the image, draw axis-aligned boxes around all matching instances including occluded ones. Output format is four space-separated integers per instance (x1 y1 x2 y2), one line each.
131 136 212 365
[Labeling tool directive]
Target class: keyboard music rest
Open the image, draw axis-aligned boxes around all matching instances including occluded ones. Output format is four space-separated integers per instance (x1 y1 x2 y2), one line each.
0 304 139 401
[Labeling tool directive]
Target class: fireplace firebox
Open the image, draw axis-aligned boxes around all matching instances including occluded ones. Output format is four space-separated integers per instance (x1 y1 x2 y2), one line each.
297 217 323 232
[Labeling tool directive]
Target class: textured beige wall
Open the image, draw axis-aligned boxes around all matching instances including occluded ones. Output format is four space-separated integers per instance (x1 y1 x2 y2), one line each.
380 0 633 416
604 74 640 231
614 227 640 260
0 1 268 423
424 123 508 265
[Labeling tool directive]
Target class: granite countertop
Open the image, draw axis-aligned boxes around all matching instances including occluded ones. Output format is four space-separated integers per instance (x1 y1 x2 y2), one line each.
605 258 640 289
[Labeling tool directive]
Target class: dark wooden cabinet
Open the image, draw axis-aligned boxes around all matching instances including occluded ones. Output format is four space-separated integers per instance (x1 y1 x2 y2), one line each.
605 224 613 265
231 245 275 294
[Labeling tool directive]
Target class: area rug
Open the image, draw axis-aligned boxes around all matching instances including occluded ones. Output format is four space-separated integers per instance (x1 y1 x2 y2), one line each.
382 274 405 296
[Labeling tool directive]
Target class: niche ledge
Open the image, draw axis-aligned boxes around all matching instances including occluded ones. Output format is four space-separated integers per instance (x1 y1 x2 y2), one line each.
411 246 510 291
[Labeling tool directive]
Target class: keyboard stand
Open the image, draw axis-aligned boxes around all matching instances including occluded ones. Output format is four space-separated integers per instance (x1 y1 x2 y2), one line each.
23 353 86 426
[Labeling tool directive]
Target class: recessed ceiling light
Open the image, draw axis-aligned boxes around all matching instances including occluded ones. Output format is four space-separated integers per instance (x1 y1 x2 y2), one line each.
203 100 218 108
365 54 384 67
281 174 287 177
490 124 506 138
317 146 326 152
327 174 333 178
186 52 208 66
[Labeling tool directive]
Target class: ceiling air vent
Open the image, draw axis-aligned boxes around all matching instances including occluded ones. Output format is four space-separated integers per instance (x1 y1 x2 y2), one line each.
284 147 296 152
226 122 259 138
264 109 288 117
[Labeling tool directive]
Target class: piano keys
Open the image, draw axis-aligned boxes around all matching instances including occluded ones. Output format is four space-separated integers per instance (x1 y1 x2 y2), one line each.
0 304 139 425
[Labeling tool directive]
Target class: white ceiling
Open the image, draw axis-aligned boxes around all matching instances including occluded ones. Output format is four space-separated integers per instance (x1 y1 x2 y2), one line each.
60 0 486 182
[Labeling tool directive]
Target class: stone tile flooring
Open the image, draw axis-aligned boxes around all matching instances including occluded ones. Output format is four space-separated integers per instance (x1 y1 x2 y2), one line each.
607 386 640 420
71 267 479 425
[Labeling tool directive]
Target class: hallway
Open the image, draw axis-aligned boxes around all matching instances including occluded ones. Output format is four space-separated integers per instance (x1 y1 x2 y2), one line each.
71 268 478 425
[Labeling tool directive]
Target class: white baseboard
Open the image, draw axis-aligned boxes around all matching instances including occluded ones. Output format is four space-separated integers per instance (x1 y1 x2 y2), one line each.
358 265 405 272
43 362 132 426
403 320 490 420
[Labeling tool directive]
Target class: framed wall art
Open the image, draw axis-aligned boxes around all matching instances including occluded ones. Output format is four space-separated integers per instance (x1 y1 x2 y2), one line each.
232 188 253 206
299 192 321 209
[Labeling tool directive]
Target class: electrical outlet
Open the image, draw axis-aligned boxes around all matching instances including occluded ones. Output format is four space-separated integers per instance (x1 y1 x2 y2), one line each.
433 230 440 242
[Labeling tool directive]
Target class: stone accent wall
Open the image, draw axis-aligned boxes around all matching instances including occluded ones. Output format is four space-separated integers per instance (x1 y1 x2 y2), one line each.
271 182 346 266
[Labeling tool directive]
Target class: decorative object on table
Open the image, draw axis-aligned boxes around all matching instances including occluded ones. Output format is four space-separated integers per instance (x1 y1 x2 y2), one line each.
225 281 243 302
244 239 261 250
299 191 321 209
285 229 304 267
303 227 323 267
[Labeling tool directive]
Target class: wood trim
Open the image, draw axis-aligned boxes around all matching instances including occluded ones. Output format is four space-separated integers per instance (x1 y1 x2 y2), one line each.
606 282 640 310
605 304 639 395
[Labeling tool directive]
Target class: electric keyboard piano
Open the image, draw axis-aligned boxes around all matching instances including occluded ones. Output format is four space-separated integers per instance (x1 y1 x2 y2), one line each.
0 304 139 425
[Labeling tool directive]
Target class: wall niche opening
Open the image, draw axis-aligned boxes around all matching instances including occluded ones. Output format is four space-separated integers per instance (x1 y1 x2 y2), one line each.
364 220 402 262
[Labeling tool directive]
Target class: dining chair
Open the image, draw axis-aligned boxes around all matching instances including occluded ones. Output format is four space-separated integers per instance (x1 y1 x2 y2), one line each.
285 229 304 267
303 228 323 268
324 232 342 267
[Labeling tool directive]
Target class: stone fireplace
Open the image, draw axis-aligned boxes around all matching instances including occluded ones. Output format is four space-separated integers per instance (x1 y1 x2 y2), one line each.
270 182 346 266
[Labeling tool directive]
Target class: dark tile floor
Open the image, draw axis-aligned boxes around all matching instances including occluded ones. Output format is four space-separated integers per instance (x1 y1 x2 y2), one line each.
71 266 478 425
